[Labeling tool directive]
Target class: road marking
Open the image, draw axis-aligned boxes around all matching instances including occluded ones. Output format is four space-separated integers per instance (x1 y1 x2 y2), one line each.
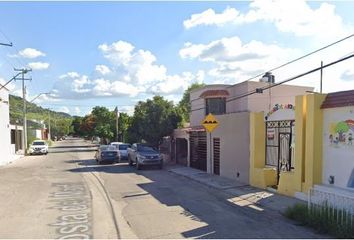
49 182 92 239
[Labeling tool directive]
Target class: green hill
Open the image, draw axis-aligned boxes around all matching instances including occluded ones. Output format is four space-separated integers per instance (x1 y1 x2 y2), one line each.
9 94 71 125
9 95 73 141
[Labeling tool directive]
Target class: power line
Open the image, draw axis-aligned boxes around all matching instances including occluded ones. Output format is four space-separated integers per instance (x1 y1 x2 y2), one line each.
232 33 354 86
221 33 354 103
227 51 354 103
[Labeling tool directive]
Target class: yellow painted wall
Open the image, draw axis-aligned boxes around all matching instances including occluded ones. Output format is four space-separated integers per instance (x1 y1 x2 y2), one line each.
303 93 327 192
249 112 277 188
250 93 327 197
277 95 306 196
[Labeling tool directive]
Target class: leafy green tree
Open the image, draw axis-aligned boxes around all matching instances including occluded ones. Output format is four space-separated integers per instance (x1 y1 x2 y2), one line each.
118 112 131 142
91 106 115 144
51 118 72 138
127 96 182 146
177 83 205 123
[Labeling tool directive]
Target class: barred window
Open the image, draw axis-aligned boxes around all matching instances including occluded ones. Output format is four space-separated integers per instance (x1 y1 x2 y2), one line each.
205 98 226 115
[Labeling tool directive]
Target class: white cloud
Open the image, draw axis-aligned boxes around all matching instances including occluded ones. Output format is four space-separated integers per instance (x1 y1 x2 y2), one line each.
52 41 204 100
118 105 135 116
95 65 111 75
18 48 46 59
149 72 195 95
184 7 240 29
52 72 140 99
58 106 70 114
59 72 80 79
180 36 300 83
99 40 167 85
28 62 50 70
181 1 354 93
341 69 354 81
183 1 353 41
74 107 81 115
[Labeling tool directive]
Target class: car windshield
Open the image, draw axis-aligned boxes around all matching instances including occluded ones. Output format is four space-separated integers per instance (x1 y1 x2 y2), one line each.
138 145 155 152
119 144 130 150
32 142 45 146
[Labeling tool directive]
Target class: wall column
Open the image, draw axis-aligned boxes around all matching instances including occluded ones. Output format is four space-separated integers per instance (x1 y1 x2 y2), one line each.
303 94 326 192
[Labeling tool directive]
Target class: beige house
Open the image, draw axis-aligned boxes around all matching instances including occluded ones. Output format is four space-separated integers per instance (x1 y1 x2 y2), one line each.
173 77 313 184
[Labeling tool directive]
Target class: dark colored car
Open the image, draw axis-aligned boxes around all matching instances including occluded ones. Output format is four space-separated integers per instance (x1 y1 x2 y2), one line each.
95 145 119 164
127 143 163 170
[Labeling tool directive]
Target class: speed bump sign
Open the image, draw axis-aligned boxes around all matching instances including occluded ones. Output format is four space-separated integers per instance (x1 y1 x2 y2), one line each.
201 113 219 133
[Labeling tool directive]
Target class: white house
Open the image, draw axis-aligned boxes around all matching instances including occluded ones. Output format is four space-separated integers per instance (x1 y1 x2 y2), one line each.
0 85 12 165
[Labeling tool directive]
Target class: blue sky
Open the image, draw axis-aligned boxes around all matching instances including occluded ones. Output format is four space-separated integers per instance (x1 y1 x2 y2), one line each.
1 1 354 116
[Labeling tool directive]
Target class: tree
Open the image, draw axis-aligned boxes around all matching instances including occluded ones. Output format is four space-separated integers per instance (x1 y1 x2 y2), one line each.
51 118 72 138
118 112 131 142
91 106 115 144
71 116 83 136
127 96 182 146
178 82 205 123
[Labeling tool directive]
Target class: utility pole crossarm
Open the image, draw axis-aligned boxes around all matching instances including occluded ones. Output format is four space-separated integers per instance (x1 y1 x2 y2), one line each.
0 42 12 47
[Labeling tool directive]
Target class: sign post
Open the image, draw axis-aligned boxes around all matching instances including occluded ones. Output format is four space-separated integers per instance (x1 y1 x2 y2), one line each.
201 113 219 174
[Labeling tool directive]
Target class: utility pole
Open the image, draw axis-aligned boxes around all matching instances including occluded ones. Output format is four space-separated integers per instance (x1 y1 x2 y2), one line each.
320 61 323 94
48 110 51 141
115 107 119 142
14 68 32 155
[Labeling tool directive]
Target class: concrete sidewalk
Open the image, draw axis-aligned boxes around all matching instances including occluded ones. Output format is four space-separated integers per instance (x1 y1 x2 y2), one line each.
167 165 304 214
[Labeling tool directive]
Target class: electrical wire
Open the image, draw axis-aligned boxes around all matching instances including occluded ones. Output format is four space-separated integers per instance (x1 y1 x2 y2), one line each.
222 33 354 103
227 51 354 103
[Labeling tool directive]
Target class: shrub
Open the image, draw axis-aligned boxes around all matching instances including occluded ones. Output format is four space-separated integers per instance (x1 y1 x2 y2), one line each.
285 203 354 238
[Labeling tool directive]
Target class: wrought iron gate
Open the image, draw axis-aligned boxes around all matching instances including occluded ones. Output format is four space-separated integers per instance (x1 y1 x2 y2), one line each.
265 120 294 184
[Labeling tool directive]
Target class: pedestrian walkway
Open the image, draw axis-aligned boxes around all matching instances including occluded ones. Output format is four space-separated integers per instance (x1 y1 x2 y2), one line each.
167 165 304 214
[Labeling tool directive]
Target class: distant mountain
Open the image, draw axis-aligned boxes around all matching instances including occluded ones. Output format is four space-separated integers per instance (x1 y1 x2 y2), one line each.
9 94 72 126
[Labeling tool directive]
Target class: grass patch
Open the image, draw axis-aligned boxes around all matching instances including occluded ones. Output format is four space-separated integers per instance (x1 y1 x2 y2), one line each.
285 203 354 238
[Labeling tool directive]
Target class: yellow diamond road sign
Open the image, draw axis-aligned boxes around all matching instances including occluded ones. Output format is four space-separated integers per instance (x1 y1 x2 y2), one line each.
201 113 219 133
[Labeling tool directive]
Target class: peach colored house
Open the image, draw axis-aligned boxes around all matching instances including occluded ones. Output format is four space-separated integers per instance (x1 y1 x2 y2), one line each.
174 79 313 184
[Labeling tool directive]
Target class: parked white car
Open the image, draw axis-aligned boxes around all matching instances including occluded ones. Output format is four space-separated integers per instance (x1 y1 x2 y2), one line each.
28 140 48 155
110 142 131 161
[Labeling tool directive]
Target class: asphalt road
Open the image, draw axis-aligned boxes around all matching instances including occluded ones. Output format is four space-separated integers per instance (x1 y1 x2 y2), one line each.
0 138 323 239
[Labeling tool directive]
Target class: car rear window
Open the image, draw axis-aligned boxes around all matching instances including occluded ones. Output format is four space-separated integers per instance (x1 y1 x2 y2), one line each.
119 144 130 150
33 142 45 145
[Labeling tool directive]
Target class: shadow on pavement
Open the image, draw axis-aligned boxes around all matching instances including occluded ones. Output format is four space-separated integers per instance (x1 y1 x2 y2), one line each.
65 158 324 239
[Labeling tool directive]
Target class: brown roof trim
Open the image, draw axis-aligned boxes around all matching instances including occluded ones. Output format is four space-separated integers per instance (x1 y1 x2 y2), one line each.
200 90 229 98
321 89 354 109
186 125 205 132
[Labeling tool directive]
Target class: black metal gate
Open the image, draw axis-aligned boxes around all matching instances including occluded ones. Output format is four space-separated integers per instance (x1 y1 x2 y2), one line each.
190 131 207 171
213 138 220 175
265 120 294 184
